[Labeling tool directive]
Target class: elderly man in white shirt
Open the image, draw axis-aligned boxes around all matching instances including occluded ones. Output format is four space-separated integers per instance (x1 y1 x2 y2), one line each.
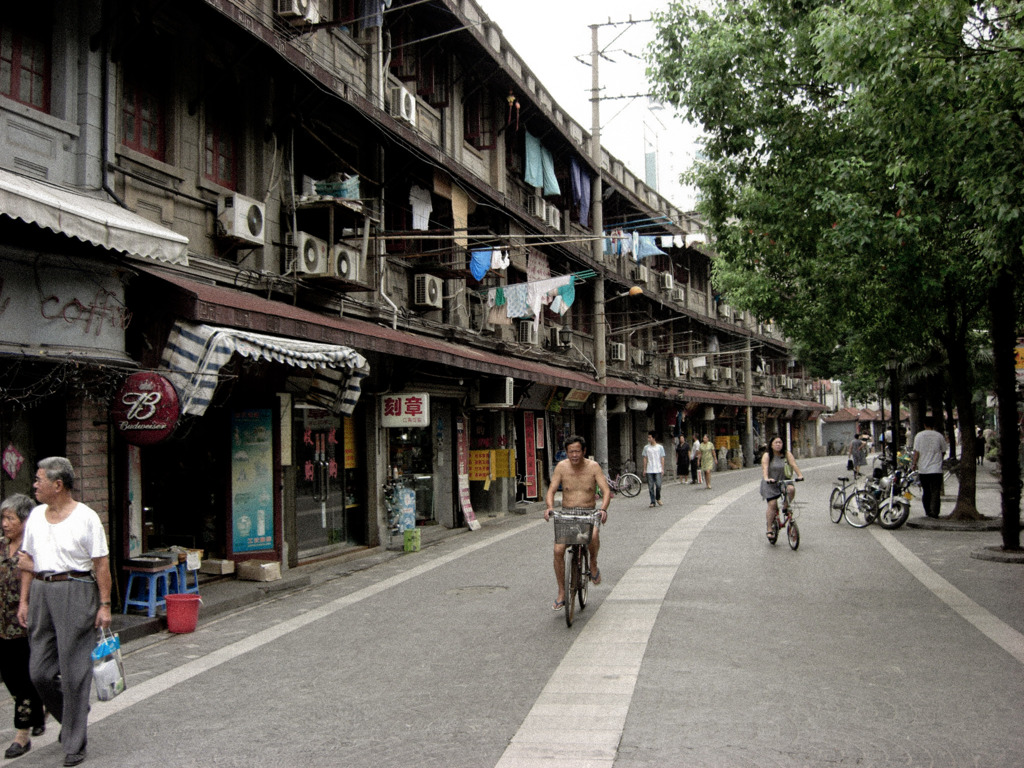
912 418 949 519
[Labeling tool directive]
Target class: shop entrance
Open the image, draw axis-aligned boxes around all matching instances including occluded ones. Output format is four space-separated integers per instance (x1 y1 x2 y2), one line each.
388 425 435 526
293 406 365 556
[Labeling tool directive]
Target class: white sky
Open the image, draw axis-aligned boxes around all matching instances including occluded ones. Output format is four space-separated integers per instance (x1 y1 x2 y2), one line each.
478 0 701 211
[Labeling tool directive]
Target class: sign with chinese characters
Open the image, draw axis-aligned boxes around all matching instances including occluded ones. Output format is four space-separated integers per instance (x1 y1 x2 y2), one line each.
111 372 180 445
523 412 537 499
231 409 275 554
455 415 479 530
381 393 430 427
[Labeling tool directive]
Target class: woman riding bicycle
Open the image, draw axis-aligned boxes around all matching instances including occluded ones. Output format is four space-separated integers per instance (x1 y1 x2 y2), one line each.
760 436 804 539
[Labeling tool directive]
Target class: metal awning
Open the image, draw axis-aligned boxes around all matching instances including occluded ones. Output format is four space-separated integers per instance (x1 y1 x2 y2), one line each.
161 320 369 417
0 168 189 265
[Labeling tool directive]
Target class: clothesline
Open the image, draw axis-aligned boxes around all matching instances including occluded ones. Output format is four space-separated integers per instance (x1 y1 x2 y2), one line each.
471 269 596 296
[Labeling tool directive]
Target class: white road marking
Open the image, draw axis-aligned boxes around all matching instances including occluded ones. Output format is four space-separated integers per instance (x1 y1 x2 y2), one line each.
870 526 1024 665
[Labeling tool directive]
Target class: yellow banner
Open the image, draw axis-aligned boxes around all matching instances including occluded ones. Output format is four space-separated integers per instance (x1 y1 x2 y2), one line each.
469 450 493 481
493 449 516 478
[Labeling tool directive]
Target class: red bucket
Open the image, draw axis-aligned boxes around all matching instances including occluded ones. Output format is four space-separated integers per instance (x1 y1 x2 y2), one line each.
165 594 202 633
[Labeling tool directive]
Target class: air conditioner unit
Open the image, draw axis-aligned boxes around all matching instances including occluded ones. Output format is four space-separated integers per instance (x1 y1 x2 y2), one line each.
717 302 730 317
414 274 443 309
475 376 514 408
549 327 568 349
722 367 733 380
517 320 538 346
609 342 627 362
672 287 685 303
631 265 649 284
331 243 362 281
389 84 417 125
217 194 266 246
670 357 687 379
545 205 562 231
659 272 674 291
527 194 546 220
631 349 645 367
276 0 319 24
286 231 328 274
709 367 721 382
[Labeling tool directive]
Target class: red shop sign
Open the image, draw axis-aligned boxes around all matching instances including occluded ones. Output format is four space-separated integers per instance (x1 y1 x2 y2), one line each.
111 372 180 445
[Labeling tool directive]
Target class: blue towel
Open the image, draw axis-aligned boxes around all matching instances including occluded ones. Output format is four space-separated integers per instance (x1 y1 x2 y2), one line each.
524 131 543 188
469 248 490 281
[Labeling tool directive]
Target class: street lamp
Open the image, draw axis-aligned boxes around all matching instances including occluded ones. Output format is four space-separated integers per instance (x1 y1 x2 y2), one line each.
557 324 573 348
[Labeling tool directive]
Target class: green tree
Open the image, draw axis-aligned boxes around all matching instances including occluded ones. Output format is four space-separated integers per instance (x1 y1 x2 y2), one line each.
649 0 1021 537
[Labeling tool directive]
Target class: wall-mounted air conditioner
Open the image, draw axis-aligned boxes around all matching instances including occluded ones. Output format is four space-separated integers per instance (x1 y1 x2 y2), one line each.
286 231 328 274
709 367 721 382
549 327 569 350
609 342 627 362
631 265 649 284
545 205 562 231
389 84 417 125
217 193 266 246
527 194 546 220
517 320 538 346
414 274 443 309
672 286 685 303
331 243 362 281
717 302 730 317
670 357 687 379
631 349 645 367
659 272 674 291
475 376 514 408
276 0 319 24
722 367 733 380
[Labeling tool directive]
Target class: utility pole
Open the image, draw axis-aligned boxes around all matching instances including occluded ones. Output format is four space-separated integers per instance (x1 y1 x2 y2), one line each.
592 22 609 471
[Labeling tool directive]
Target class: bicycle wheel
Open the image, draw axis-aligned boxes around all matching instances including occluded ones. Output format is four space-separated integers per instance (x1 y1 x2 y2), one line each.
618 473 642 498
877 498 911 530
566 548 579 627
829 487 845 524
788 519 800 550
578 548 589 611
844 490 877 528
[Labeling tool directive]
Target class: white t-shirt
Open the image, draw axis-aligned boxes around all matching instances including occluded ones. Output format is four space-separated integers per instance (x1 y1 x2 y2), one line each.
642 443 665 474
22 502 109 573
913 430 948 475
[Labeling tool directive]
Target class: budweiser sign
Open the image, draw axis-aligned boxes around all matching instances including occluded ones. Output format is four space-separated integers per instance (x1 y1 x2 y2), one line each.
112 373 180 445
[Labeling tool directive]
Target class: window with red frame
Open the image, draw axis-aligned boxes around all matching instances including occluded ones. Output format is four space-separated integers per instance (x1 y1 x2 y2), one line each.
204 108 237 190
0 20 50 113
122 76 165 160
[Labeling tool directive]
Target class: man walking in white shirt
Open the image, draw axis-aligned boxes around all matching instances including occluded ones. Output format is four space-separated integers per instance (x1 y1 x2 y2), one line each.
642 431 666 508
912 417 949 519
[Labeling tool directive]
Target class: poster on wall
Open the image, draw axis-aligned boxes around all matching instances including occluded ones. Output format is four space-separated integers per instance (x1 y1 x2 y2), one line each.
455 416 480 531
523 412 537 499
231 408 275 553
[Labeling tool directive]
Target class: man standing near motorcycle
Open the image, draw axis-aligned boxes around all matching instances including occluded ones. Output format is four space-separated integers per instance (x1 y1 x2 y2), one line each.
912 417 948 519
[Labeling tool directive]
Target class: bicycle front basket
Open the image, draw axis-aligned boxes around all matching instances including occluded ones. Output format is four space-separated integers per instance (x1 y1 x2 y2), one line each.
554 516 594 547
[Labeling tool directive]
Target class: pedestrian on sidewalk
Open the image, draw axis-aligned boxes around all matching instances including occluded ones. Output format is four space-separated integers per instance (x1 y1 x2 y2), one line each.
699 434 716 490
849 434 867 479
0 494 46 760
642 432 666 507
676 435 690 484
18 457 112 767
912 418 948 518
690 435 701 485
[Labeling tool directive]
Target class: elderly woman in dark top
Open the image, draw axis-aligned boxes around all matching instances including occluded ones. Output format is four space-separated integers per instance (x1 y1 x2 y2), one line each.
0 493 45 758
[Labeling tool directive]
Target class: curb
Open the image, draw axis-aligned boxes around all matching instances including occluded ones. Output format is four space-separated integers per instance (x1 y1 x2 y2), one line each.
970 545 1024 564
905 515 1002 532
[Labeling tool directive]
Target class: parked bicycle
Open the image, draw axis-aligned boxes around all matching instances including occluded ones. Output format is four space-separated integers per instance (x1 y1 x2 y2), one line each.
828 475 858 524
843 462 915 529
606 470 642 498
767 477 802 549
549 510 601 627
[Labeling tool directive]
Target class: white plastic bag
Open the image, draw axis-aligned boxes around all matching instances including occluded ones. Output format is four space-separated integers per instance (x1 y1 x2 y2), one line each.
92 627 126 701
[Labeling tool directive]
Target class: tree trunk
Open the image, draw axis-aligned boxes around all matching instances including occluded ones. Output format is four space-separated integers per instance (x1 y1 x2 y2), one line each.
945 326 980 520
992 270 1021 549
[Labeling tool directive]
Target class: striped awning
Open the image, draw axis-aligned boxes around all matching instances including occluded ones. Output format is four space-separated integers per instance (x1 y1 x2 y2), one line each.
160 321 369 416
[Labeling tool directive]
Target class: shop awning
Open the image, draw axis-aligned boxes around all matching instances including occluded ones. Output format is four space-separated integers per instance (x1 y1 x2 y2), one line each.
0 168 189 265
161 320 369 416
666 387 826 412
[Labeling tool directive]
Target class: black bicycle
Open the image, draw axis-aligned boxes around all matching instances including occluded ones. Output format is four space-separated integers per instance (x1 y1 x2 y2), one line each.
550 511 600 627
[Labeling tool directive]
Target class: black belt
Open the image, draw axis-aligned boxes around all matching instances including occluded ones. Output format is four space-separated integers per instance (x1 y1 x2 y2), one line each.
34 571 92 582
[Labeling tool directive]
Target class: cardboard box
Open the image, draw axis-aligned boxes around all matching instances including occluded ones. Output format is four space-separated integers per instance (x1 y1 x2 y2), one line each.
199 558 234 575
236 560 282 582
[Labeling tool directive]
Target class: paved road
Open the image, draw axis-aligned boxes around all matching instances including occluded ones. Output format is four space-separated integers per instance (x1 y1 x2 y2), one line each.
4 458 1022 767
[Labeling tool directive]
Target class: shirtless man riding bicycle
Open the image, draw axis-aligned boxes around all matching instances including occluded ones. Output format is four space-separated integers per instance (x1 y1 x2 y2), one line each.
544 435 610 611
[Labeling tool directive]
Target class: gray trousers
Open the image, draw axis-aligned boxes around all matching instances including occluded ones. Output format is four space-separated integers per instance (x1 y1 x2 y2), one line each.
28 578 97 757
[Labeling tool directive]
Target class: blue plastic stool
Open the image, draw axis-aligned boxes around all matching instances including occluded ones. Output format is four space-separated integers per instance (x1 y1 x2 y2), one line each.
122 564 177 617
169 562 200 594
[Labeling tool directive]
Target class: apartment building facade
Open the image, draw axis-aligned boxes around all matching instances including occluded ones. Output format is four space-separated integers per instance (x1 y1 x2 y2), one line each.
0 0 821 582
